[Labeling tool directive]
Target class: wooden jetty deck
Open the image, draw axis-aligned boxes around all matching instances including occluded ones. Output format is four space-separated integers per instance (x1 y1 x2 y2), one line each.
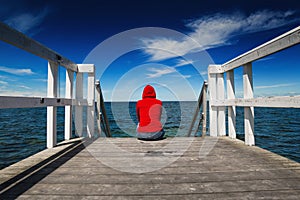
1 137 300 199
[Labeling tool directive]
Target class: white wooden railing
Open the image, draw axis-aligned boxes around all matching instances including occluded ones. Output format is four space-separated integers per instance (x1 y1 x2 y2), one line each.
0 22 96 148
208 25 300 145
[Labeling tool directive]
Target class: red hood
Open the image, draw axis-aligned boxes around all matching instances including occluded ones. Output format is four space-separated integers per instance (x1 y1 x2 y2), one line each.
142 85 156 99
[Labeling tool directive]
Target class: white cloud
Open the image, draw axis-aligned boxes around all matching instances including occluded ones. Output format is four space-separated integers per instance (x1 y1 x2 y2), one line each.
0 66 35 75
255 83 294 89
171 74 191 79
144 60 197 79
141 10 296 61
4 8 49 34
142 38 198 61
242 10 295 32
174 59 194 67
146 67 176 78
18 85 31 90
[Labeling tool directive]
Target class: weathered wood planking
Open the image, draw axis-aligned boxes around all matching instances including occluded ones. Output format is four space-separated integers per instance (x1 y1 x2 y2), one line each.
1 137 300 199
0 96 72 109
211 96 300 108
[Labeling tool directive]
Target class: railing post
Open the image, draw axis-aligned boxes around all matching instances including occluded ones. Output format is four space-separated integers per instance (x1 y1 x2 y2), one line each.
95 80 102 135
96 81 112 137
47 61 58 148
202 82 208 136
75 72 83 137
208 65 218 137
65 69 74 140
87 65 95 138
243 63 255 145
217 73 226 136
227 70 236 139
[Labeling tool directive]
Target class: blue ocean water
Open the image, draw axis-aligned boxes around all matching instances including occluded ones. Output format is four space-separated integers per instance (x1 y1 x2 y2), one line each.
0 102 300 169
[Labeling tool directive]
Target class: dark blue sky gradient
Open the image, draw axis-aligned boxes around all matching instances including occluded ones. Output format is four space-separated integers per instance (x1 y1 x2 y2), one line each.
0 0 300 100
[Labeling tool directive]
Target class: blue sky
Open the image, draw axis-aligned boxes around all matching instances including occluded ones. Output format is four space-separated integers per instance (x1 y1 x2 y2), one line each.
0 0 299 101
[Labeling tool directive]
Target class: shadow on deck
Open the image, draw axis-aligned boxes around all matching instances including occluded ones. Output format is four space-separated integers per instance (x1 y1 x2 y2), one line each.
0 138 92 199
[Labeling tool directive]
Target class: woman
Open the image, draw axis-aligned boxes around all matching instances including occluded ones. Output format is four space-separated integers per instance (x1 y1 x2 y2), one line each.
136 85 165 140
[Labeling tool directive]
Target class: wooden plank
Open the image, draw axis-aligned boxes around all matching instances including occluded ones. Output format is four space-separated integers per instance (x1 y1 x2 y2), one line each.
19 169 300 184
74 99 89 106
0 96 73 109
222 25 300 72
6 179 300 196
87 70 95 138
65 69 74 140
78 64 95 73
75 73 83 137
243 63 254 146
227 70 236 139
0 22 77 72
2 137 300 199
11 190 300 200
202 82 208 136
217 73 225 136
210 96 300 108
47 61 58 148
208 65 218 137
208 64 223 74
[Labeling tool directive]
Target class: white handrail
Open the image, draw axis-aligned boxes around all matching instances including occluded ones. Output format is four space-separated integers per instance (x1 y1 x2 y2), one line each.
209 26 300 74
0 22 96 148
0 21 77 72
208 25 300 146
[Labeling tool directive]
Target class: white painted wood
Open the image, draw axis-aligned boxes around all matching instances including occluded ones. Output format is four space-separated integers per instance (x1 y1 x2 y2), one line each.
65 70 74 140
227 70 236 139
217 73 226 136
202 81 208 136
207 26 300 146
0 96 73 109
78 64 95 73
243 63 255 146
87 69 95 138
0 22 77 72
208 65 224 74
208 65 218 137
222 26 300 73
47 61 58 148
211 96 300 108
73 99 89 106
75 73 83 137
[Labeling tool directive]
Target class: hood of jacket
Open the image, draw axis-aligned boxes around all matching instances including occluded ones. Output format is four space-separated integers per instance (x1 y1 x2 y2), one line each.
142 85 156 99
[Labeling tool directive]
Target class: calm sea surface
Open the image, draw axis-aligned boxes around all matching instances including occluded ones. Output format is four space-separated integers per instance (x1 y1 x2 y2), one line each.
0 102 300 169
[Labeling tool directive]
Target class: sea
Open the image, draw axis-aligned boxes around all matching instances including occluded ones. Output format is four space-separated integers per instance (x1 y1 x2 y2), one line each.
0 101 300 169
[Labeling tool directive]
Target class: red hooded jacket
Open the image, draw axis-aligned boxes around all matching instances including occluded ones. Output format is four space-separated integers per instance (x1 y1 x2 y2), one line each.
136 85 163 133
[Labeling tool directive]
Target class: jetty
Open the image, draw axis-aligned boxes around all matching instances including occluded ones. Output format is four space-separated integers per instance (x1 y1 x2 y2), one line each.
1 21 300 199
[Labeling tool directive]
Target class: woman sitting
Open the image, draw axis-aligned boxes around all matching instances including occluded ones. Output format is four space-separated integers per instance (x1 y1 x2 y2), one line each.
136 85 165 140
